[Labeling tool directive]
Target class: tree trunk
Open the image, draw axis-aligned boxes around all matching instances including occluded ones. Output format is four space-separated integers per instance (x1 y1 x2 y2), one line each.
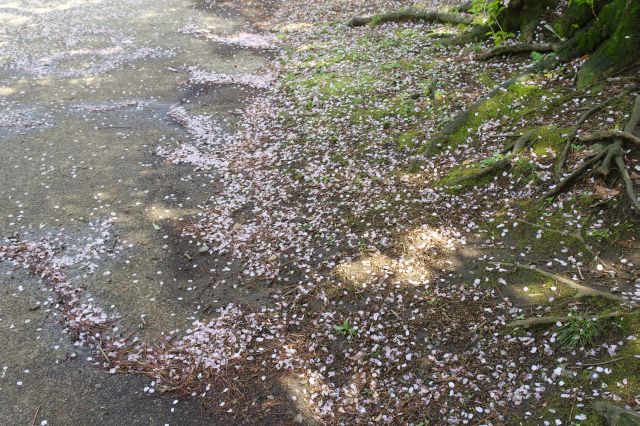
498 0 640 88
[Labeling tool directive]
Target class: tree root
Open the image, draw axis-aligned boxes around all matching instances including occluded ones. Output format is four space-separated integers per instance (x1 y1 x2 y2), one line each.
347 9 472 28
555 84 639 177
491 261 623 301
455 1 473 13
546 95 640 211
476 43 554 61
439 25 491 46
578 130 640 146
424 73 537 154
546 148 607 196
451 130 536 185
506 310 626 328
451 158 511 185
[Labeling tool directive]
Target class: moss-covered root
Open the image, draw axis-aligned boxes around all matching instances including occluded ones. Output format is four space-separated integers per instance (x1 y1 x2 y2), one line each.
424 73 535 154
347 9 472 28
476 43 554 61
440 25 491 46
550 0 640 89
592 401 640 425
546 95 640 211
495 0 640 87
449 130 536 185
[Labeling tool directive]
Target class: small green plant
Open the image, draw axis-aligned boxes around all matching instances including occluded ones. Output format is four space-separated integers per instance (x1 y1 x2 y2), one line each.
530 51 547 62
490 30 515 46
427 297 442 306
611 316 625 329
530 51 543 61
469 0 514 46
557 309 600 348
334 319 357 337
470 0 505 26
587 228 612 242
300 222 314 232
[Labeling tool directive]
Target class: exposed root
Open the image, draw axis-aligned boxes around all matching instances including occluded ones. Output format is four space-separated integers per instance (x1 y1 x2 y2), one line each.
506 311 626 328
546 148 607 196
616 151 640 211
451 158 511 185
425 73 535 154
491 261 623 301
546 95 640 210
452 130 535 185
476 43 554 61
510 129 537 155
439 25 491 46
555 84 638 176
578 130 640 146
347 9 472 27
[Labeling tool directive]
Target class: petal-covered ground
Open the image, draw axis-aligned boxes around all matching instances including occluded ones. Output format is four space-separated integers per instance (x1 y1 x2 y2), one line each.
1 0 639 425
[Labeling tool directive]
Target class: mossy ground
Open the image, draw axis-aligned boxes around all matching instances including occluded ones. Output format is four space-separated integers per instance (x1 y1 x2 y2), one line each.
534 311 640 426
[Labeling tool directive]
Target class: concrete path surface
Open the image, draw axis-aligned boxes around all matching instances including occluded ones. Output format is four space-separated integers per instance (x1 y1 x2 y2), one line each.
0 0 272 423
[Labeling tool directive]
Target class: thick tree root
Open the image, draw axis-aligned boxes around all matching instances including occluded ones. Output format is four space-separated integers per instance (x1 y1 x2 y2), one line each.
439 25 491 46
592 401 640 425
492 261 623 301
451 158 511 185
424 73 535 154
578 130 640 146
451 130 536 185
506 311 626 328
546 95 640 210
476 43 554 61
347 9 472 28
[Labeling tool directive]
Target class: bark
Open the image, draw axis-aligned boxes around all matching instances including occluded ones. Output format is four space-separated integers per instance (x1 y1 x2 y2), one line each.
497 0 557 42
